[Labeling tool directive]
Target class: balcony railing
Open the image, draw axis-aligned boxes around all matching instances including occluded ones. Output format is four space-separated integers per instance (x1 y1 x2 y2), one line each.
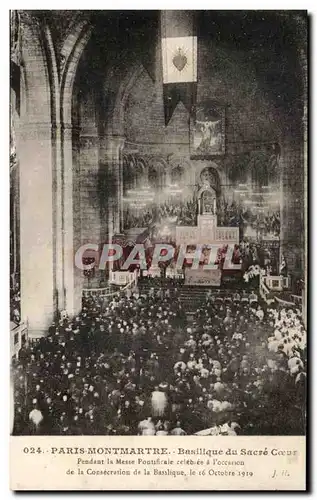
10 321 28 359
82 270 138 299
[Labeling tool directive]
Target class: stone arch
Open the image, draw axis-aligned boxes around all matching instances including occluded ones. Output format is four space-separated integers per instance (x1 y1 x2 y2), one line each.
148 156 168 189
111 63 147 136
58 19 93 316
122 154 149 191
197 186 217 215
19 14 52 123
60 14 90 67
39 23 65 312
171 164 185 185
193 160 224 193
13 13 95 321
247 150 275 189
200 165 221 193
135 157 148 186
60 21 93 127
40 24 61 126
122 153 135 190
197 185 217 200
167 155 193 191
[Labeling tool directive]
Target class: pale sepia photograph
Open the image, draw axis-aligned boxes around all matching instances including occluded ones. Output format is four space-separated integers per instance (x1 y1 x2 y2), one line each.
9 8 307 490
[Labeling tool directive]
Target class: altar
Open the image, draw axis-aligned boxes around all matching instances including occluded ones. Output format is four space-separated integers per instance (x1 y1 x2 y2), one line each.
176 215 239 246
184 268 222 286
175 184 239 286
176 185 239 247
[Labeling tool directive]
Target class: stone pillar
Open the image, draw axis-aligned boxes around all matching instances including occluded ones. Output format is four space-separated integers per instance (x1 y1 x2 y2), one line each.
300 45 307 326
51 121 64 312
100 136 125 238
77 126 101 287
198 197 201 215
279 133 304 281
62 123 82 317
279 147 286 273
99 136 125 275
119 146 125 233
19 122 55 337
15 13 58 336
72 124 85 301
10 86 20 284
79 129 100 244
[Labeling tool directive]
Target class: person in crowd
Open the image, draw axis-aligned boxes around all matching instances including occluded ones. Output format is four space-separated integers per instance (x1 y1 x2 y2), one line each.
10 281 21 324
28 400 43 434
170 421 186 435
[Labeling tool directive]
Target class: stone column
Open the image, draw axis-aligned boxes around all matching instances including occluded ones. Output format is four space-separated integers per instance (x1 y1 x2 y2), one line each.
99 135 125 275
279 133 304 281
19 122 55 337
62 123 82 317
100 136 125 237
77 126 100 287
15 13 58 336
51 121 64 313
119 146 125 233
301 46 307 327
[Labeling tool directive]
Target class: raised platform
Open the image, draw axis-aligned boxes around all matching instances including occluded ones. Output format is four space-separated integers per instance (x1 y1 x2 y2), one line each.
137 278 259 312
176 214 239 246
184 268 221 286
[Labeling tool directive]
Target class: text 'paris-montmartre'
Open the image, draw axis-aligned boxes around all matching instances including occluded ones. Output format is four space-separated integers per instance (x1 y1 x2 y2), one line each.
47 447 298 457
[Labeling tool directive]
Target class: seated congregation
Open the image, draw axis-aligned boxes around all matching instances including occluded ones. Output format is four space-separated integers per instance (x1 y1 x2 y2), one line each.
12 285 306 436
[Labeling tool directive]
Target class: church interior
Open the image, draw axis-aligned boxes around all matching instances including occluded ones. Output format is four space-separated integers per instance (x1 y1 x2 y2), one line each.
10 11 307 436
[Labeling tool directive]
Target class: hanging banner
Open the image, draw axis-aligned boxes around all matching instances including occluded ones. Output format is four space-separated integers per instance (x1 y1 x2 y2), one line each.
161 35 197 84
161 11 197 125
163 82 197 126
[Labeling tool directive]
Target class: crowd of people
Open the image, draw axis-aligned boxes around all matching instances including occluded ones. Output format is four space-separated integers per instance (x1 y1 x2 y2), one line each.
208 240 279 276
239 241 279 274
123 199 197 230
262 210 280 238
123 197 280 248
12 282 306 436
218 199 280 239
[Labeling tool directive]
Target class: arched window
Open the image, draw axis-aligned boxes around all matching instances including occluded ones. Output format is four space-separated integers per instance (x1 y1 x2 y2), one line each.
148 167 159 188
251 152 269 188
171 165 184 185
200 166 219 192
122 155 135 193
